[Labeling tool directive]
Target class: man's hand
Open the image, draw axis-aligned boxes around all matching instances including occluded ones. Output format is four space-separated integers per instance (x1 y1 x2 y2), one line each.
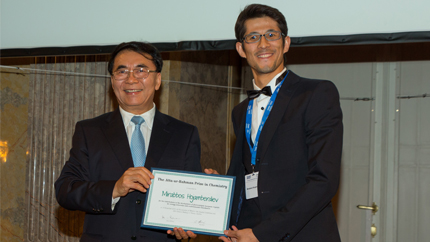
112 167 154 198
204 168 220 175
219 226 259 242
167 227 197 240
162 169 218 241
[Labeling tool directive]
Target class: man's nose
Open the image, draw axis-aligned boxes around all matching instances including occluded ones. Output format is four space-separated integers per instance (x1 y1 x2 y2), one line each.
124 71 138 83
258 35 271 48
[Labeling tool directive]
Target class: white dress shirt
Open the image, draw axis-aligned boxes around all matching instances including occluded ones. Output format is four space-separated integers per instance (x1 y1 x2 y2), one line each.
251 68 287 143
119 104 156 154
112 103 156 210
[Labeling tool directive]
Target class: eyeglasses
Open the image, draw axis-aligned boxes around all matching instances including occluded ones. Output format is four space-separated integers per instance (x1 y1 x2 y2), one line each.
113 67 157 81
242 31 285 44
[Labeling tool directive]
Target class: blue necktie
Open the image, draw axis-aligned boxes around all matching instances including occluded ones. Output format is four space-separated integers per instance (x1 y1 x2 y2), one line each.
131 116 146 167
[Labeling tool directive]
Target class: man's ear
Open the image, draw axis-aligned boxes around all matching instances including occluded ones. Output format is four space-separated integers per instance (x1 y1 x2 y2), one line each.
110 76 115 88
155 72 162 91
283 36 291 54
236 42 246 58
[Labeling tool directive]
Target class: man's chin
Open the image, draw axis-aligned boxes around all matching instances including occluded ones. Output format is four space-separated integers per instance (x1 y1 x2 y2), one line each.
255 66 277 74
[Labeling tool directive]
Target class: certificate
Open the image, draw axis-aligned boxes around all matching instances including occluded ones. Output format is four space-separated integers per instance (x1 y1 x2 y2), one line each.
141 168 235 236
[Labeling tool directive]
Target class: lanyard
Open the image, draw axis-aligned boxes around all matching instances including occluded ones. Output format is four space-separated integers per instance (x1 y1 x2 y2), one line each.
245 71 289 168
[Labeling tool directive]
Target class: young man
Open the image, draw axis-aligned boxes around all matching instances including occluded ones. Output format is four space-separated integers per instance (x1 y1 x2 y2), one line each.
207 4 343 242
55 42 200 241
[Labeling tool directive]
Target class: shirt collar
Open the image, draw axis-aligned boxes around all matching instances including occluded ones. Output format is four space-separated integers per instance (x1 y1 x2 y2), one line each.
119 103 156 130
252 67 287 102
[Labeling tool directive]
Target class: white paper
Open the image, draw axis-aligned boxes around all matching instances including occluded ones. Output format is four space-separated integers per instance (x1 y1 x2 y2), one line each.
142 169 235 236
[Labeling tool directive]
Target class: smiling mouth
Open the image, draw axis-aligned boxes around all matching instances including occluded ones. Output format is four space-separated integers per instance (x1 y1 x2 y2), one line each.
124 89 143 93
257 53 273 58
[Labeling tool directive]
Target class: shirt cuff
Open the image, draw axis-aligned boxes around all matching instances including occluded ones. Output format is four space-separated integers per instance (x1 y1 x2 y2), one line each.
111 197 120 211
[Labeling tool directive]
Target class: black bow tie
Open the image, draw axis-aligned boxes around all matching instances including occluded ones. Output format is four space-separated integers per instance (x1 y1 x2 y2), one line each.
247 86 272 99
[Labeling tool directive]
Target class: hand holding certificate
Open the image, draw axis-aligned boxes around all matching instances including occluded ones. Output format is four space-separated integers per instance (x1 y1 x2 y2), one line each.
141 168 235 236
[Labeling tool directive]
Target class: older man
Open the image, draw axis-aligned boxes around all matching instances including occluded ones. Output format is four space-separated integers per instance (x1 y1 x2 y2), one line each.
55 41 201 242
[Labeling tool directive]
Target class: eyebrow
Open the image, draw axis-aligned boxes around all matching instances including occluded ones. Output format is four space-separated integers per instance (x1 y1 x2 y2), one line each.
135 64 148 68
247 29 278 35
114 65 127 71
115 64 148 71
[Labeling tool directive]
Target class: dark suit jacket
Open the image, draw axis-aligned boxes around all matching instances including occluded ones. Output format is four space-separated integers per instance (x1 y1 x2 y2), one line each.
228 71 343 242
55 108 201 242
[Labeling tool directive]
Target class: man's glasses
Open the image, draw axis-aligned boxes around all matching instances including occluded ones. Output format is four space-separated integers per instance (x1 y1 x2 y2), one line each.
113 67 157 81
242 31 285 44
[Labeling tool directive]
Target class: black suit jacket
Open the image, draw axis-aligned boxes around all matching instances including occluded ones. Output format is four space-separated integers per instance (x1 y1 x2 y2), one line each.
55 108 201 242
228 71 343 242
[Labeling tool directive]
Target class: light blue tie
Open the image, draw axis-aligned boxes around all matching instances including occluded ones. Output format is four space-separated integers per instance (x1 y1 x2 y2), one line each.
131 116 146 167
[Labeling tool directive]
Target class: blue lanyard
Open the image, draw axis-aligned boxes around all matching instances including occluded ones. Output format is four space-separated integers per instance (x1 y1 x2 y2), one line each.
245 71 289 167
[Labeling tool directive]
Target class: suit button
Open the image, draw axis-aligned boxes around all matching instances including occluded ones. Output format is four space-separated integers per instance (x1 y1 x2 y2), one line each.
256 158 260 162
131 236 137 240
136 199 141 205
99 208 104 212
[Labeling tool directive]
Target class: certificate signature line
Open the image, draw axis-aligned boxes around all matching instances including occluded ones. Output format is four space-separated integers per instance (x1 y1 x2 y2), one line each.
161 215 179 220
194 220 206 226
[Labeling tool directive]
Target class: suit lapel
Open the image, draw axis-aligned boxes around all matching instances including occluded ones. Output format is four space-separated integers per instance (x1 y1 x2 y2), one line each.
102 108 134 171
257 71 301 162
145 109 173 169
229 103 249 225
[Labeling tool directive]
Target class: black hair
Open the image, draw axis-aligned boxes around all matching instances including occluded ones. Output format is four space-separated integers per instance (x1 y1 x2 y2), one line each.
235 4 288 42
108 41 163 75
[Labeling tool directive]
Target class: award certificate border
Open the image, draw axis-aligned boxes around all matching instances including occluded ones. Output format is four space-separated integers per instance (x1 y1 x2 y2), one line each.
141 168 235 237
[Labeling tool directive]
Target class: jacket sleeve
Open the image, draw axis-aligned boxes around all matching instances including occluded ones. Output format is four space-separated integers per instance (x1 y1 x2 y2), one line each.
54 122 117 214
252 81 343 241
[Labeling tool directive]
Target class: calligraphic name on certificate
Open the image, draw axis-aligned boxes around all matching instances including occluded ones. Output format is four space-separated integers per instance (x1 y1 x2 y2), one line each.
141 168 235 236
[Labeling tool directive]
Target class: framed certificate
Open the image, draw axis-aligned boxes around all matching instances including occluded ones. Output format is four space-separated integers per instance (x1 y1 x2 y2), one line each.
141 168 235 236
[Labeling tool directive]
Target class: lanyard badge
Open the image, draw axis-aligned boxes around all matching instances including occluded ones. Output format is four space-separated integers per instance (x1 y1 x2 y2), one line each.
244 71 289 199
